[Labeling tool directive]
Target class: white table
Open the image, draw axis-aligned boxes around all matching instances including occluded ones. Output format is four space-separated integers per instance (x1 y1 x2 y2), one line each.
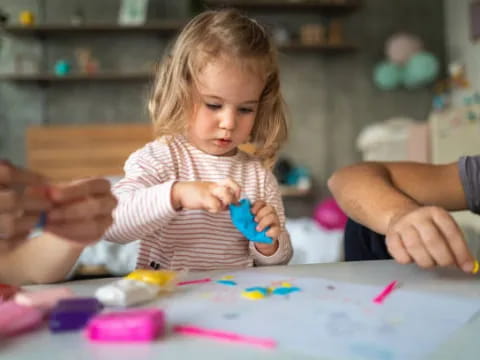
3 260 480 360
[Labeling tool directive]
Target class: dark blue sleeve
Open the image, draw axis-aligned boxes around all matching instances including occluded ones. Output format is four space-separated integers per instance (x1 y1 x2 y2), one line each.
458 156 480 214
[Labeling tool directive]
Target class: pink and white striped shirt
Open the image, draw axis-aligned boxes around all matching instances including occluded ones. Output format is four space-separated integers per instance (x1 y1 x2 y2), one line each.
105 135 293 271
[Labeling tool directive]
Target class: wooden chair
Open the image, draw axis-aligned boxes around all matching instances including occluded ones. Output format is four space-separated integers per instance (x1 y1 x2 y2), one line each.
26 123 153 182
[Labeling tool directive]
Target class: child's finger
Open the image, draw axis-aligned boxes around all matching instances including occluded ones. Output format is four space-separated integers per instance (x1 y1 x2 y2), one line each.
256 213 278 232
50 178 111 203
211 186 236 207
254 205 274 222
266 226 280 238
218 178 241 200
251 200 266 215
204 195 223 213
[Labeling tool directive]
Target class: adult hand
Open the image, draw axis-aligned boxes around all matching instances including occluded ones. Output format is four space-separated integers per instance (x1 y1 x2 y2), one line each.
386 206 475 273
0 161 50 250
45 178 117 247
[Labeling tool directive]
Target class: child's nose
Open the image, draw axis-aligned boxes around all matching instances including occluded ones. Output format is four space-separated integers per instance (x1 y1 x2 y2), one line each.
219 109 236 130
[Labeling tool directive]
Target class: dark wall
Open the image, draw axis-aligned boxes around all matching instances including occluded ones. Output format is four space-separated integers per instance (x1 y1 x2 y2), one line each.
0 0 445 216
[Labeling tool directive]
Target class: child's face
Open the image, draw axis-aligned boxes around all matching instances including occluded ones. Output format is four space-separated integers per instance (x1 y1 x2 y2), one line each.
187 57 265 156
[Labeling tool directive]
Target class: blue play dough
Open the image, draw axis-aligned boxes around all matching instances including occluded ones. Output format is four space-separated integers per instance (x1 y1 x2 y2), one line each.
216 280 237 286
229 199 273 244
245 287 269 296
272 287 301 295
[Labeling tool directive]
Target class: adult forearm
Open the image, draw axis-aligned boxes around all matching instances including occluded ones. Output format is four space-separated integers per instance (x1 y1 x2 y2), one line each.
328 163 420 234
0 233 84 285
329 160 468 234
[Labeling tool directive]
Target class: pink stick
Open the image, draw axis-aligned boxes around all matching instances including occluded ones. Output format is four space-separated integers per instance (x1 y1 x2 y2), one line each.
174 325 277 349
177 278 212 286
373 280 398 304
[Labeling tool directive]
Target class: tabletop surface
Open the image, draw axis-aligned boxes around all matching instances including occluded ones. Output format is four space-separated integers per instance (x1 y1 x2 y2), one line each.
3 260 480 360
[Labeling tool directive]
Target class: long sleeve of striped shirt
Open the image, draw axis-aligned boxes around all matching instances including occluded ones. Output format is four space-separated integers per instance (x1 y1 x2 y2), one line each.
104 143 179 244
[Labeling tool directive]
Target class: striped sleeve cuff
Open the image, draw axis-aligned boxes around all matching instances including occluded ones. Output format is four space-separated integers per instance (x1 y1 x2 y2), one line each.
250 230 293 266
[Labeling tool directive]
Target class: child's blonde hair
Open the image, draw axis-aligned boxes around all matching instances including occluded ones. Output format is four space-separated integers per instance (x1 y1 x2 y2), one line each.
148 9 288 167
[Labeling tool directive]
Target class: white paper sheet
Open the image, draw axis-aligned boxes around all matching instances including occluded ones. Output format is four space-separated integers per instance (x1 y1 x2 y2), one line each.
162 271 480 360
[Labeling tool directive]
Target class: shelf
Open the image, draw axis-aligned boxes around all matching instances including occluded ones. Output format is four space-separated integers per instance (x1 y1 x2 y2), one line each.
0 21 185 35
279 42 356 53
204 0 361 15
0 72 154 83
280 186 311 197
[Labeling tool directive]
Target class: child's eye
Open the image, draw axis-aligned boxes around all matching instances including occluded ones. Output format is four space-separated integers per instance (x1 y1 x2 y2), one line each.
206 103 221 110
238 107 254 114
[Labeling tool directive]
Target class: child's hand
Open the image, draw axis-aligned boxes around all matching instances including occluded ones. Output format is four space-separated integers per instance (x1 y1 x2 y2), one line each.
0 161 51 250
386 205 475 272
172 178 240 213
251 200 280 256
45 178 118 247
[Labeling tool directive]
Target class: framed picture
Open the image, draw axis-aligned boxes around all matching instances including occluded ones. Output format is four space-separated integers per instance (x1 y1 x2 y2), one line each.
470 0 480 41
118 0 149 26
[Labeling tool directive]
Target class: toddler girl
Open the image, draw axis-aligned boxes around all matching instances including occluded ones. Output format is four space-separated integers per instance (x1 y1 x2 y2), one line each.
105 9 293 271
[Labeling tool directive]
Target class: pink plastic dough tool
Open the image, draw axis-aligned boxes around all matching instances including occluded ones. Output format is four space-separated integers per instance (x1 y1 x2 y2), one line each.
174 325 277 349
177 278 212 286
373 280 398 304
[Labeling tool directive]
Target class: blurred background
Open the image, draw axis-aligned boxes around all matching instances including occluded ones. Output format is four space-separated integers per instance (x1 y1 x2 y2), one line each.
0 0 478 270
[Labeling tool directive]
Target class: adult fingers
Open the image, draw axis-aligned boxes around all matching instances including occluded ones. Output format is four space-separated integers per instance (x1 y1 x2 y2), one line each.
415 220 455 267
0 213 42 240
0 161 46 188
0 234 30 252
386 232 412 264
49 178 111 203
432 209 474 272
48 195 117 222
401 226 435 268
0 190 19 213
45 214 113 245
0 187 50 213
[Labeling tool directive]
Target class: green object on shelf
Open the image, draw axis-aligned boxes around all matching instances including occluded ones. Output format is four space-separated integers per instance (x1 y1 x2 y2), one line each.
54 60 71 76
373 61 403 90
403 51 440 89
